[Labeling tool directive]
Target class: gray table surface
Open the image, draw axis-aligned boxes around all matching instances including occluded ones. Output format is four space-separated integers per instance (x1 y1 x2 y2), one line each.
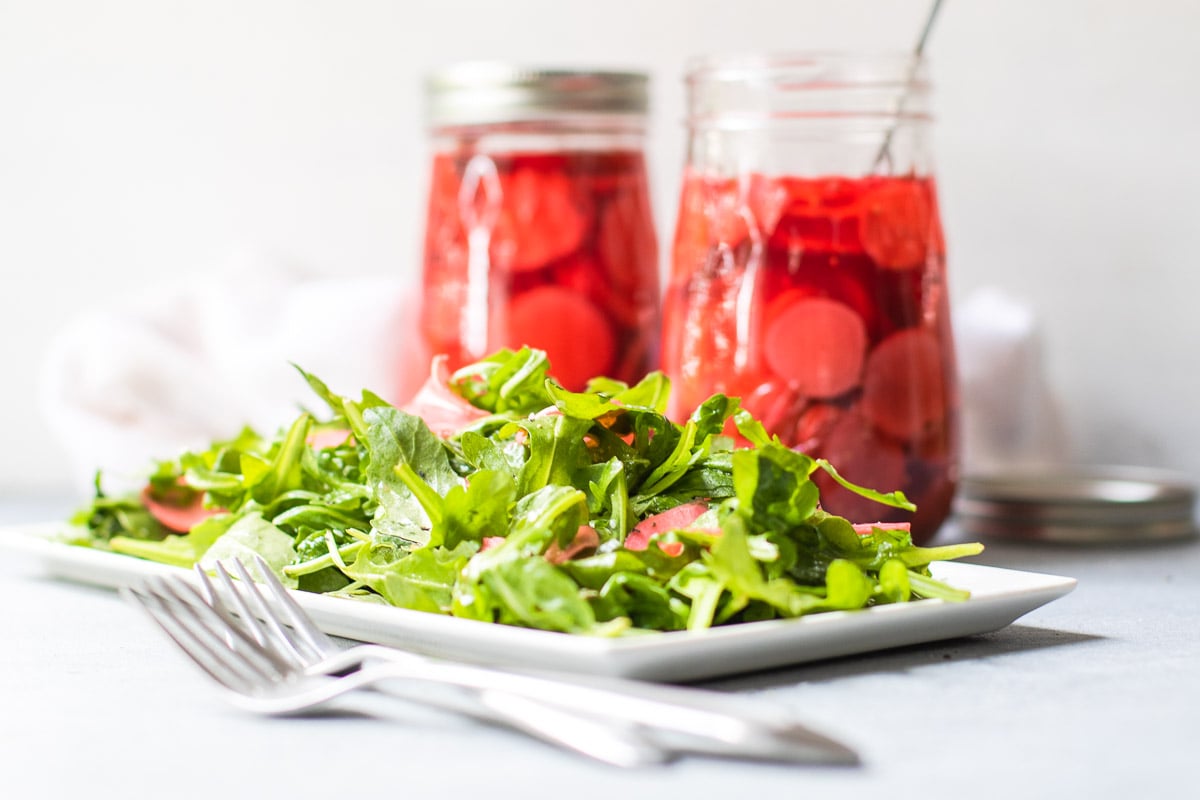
1 493 1195 799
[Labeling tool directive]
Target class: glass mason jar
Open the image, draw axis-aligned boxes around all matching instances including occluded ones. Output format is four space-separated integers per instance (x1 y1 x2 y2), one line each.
661 54 959 542
420 64 660 391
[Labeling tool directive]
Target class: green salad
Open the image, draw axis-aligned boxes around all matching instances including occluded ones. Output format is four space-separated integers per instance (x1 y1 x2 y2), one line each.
68 347 982 635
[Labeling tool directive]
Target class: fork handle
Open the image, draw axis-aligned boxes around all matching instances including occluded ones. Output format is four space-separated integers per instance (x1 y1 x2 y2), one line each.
474 690 668 767
325 649 856 764
237 668 666 767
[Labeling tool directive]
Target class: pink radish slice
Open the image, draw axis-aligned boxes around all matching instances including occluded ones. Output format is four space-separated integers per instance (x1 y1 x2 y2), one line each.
764 297 867 398
140 484 217 534
306 428 352 450
402 355 491 438
545 526 602 565
504 286 616 392
852 522 911 536
860 328 948 440
625 501 710 551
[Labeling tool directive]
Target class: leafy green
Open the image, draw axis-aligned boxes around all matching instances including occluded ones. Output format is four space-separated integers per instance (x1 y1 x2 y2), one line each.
198 513 299 588
448 347 553 415
68 347 983 635
364 406 463 545
110 513 234 568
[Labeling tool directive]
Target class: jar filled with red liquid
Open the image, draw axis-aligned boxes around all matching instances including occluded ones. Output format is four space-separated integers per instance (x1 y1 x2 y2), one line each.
662 55 958 542
420 64 660 391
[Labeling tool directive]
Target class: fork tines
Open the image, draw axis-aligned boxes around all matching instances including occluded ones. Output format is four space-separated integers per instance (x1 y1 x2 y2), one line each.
123 577 291 697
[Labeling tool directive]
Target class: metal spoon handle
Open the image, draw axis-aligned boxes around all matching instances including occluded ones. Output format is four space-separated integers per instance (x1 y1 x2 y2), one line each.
872 0 946 173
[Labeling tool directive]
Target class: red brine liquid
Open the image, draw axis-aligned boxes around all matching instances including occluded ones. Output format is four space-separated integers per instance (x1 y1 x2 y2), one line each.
421 150 660 391
662 171 959 542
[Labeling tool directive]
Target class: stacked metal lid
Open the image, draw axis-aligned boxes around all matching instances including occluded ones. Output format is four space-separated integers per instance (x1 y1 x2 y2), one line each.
955 466 1197 543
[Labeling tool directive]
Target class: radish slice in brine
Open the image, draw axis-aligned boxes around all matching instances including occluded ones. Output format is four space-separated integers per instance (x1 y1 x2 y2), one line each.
504 286 615 392
861 328 948 440
764 297 867 398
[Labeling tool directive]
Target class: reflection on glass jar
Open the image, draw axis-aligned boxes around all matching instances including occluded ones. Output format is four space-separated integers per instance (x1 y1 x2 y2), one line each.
420 64 660 391
662 54 959 542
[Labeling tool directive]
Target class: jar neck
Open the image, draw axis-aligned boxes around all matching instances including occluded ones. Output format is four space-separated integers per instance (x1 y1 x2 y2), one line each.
431 118 648 154
685 53 934 177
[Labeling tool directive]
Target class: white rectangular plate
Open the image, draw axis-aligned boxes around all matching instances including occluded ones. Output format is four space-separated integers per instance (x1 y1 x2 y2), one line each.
1 522 1076 682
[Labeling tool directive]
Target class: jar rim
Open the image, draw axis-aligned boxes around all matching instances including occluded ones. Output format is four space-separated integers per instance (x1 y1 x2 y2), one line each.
685 51 929 82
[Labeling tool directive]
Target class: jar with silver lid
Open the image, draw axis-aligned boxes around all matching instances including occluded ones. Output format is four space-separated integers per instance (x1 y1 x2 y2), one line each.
419 63 660 391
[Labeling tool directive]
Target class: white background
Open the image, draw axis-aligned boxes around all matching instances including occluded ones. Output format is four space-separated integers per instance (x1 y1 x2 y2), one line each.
1 0 1197 495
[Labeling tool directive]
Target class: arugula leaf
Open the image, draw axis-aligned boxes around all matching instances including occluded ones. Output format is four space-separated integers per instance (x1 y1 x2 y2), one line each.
110 513 234 568
363 406 463 545
459 430 523 477
449 347 553 415
198 513 299 587
480 557 597 632
708 512 822 618
583 457 630 540
346 539 476 613
632 396 727 493
668 561 727 631
292 363 391 443
732 443 820 530
508 413 594 496
816 457 916 512
72 493 167 543
437 469 516 550
593 572 687 631
464 484 589 580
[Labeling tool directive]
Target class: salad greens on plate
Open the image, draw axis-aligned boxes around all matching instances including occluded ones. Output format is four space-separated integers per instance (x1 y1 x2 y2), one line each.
68 348 982 636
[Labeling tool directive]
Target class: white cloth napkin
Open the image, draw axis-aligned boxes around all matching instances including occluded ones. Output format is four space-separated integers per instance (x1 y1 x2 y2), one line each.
40 254 426 494
956 286 1070 475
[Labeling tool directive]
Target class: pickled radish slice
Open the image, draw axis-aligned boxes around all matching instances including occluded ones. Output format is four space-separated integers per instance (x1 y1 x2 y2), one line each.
306 428 352 450
493 167 588 272
763 287 819 328
813 411 908 524
741 380 806 438
140 484 215 534
598 187 657 290
792 401 843 453
861 180 932 269
403 355 490 438
504 286 615 391
545 525 601 565
768 176 866 255
767 267 879 341
852 522 912 536
764 297 867 398
626 502 711 551
861 328 948 440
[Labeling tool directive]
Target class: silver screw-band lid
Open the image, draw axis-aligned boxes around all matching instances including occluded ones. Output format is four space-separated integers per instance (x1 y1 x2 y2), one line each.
426 62 649 127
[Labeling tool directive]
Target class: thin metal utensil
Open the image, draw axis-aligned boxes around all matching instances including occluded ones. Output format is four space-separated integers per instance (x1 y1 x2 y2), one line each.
199 556 859 766
872 0 946 172
124 575 664 768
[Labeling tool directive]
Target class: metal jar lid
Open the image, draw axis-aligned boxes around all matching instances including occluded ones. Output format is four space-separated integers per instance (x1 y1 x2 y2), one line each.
426 62 649 128
954 466 1197 543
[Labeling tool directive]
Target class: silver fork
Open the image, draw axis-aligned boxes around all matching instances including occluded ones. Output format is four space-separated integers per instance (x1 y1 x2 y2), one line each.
124 576 665 767
195 557 858 765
